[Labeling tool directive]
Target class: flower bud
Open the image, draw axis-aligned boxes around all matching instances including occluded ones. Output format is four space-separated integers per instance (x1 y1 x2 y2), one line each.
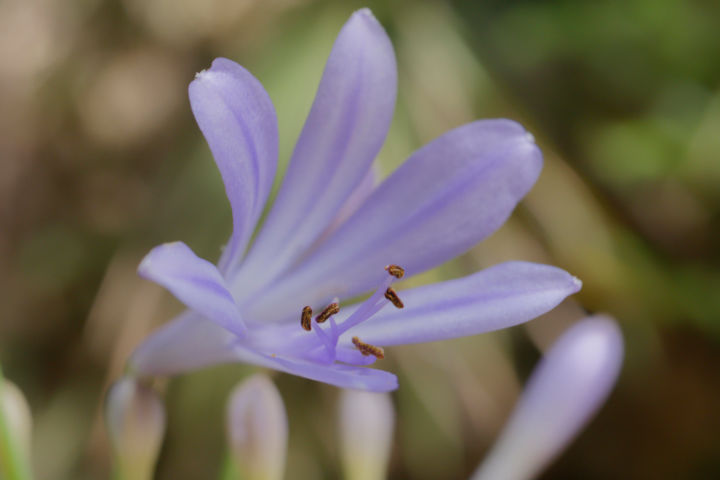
0 377 33 479
226 374 287 480
472 315 624 480
106 378 166 480
338 389 395 480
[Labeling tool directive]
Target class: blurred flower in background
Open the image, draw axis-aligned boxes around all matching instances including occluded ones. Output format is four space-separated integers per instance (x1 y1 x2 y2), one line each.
472 315 623 480
105 378 165 480
226 374 287 480
1 0 719 478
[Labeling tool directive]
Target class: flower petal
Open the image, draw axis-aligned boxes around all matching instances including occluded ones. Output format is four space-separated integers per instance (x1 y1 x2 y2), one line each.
338 262 581 346
471 316 623 480
138 242 246 335
233 9 397 297
129 312 238 377
231 346 398 392
189 58 278 274
130 314 397 391
247 121 543 321
321 165 377 240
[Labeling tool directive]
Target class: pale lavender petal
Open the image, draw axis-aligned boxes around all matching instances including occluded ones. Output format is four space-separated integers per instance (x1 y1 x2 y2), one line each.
247 120 542 321
129 312 238 377
320 165 377 241
472 316 624 480
130 315 395 390
189 58 278 274
233 9 397 298
138 242 246 335
337 262 580 347
231 346 398 392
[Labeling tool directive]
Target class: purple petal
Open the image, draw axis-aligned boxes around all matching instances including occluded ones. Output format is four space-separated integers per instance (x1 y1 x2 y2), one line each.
472 316 624 480
231 346 398 392
138 242 246 335
130 314 396 390
247 121 542 321
337 262 580 346
233 9 397 298
320 165 377 240
189 58 278 274
129 312 238 377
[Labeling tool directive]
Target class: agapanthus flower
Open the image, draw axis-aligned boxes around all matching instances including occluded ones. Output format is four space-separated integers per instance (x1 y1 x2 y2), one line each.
129 8 581 391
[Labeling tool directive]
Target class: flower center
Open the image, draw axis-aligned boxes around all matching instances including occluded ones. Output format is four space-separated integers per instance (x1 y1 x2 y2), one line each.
297 264 405 366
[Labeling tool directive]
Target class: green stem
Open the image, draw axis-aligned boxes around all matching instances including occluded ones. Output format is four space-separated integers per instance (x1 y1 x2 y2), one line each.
0 366 32 480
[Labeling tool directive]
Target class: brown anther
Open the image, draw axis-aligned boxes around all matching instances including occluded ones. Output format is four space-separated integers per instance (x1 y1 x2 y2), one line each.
384 287 404 308
315 302 340 323
301 306 313 331
385 264 405 279
352 336 385 359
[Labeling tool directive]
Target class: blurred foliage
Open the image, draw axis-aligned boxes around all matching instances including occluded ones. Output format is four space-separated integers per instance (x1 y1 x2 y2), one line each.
0 0 719 478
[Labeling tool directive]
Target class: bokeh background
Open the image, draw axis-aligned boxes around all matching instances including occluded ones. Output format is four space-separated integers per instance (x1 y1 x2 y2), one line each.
2 0 719 478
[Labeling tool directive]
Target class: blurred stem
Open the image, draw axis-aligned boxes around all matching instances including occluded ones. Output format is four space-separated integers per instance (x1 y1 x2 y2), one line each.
0 366 32 480
218 454 237 480
112 461 148 480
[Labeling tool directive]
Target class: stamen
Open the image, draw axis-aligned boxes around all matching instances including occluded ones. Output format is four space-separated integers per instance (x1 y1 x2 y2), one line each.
301 306 313 331
352 337 385 359
315 302 340 323
385 264 405 279
313 320 336 362
384 287 404 309
336 274 394 336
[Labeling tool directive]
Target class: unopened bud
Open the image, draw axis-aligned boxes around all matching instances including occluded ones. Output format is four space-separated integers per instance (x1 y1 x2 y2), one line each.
0 376 33 479
472 315 624 480
226 375 287 480
106 378 166 480
338 389 395 480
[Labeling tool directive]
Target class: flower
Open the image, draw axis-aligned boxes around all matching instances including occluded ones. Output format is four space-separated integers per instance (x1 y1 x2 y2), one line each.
128 8 581 392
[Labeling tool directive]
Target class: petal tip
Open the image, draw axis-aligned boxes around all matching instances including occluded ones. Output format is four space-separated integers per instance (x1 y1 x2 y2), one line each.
352 7 376 22
137 242 181 276
570 275 583 292
349 7 385 34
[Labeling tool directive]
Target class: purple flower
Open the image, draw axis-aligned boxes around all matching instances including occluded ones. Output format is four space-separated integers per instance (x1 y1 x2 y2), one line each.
128 9 581 392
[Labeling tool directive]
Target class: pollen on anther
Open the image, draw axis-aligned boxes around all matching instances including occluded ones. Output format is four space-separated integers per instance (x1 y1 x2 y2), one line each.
315 302 340 323
385 264 405 279
352 336 385 359
301 306 313 331
384 287 404 308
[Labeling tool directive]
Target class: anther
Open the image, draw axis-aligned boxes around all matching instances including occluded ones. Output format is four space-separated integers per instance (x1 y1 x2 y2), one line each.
385 264 405 279
352 337 385 359
384 287 404 309
301 306 313 331
315 302 340 324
